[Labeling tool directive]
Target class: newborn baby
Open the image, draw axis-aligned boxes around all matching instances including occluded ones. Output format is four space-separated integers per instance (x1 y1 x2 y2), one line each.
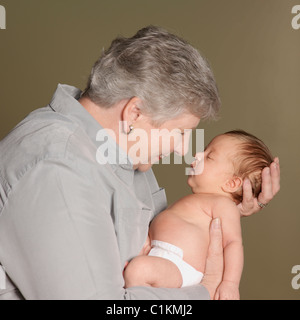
124 130 274 300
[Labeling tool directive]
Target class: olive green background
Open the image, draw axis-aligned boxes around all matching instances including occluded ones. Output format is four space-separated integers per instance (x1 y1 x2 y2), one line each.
0 0 299 300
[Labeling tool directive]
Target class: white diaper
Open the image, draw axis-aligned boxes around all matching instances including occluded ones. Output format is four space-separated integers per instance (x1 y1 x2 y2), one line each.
148 240 203 287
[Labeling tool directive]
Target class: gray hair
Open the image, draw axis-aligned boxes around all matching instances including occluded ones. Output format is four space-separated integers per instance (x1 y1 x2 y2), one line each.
82 25 221 125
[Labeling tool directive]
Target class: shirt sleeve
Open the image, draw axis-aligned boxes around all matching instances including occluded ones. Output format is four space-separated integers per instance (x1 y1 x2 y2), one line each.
0 158 210 300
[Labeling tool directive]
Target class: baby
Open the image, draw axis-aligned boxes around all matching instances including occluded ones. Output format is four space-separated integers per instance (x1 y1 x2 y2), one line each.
123 130 274 300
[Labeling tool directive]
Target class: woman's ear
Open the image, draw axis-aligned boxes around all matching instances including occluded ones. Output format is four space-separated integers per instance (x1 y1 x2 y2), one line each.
222 176 243 193
122 97 142 124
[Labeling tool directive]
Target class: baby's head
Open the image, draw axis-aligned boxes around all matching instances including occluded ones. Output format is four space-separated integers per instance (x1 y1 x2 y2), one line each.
222 130 274 203
188 130 274 205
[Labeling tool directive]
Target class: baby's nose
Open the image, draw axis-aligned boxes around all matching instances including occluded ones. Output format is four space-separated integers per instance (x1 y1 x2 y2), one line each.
191 152 202 168
194 152 204 161
192 152 205 175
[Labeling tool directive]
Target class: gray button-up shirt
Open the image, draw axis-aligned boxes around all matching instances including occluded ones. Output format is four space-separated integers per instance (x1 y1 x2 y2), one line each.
0 84 209 300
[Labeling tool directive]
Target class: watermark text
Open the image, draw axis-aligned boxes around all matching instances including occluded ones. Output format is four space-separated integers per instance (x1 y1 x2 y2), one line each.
95 122 205 175
0 5 6 30
292 265 300 290
292 5 300 30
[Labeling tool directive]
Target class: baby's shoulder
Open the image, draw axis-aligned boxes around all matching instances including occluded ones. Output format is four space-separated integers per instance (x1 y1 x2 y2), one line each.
211 195 240 218
212 194 237 206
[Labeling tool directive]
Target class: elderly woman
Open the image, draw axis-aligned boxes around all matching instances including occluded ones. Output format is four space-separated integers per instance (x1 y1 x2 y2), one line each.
0 26 280 300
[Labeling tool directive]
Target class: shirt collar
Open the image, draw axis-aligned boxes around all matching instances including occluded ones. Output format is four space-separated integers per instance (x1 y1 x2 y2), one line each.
49 84 134 185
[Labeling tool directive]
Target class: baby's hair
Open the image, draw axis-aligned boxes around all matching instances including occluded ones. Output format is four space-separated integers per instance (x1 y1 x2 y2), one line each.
223 130 274 204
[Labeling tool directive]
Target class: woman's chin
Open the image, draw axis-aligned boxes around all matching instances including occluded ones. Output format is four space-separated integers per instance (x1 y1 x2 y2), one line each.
136 163 153 172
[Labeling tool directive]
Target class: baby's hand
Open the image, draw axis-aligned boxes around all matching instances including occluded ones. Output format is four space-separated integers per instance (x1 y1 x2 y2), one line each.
215 281 240 300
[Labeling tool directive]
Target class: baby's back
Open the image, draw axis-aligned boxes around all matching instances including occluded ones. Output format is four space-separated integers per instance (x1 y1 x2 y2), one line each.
149 193 217 273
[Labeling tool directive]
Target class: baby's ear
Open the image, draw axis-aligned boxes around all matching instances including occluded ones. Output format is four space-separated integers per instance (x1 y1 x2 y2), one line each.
222 176 243 193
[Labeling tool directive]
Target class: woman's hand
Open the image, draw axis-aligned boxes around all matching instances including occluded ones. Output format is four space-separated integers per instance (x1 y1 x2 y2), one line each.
201 218 224 300
238 157 280 217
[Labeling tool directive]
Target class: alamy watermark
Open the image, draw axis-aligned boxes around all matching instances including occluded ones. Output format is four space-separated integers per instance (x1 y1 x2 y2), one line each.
96 122 205 175
291 265 300 290
0 265 6 290
0 5 6 30
292 5 300 30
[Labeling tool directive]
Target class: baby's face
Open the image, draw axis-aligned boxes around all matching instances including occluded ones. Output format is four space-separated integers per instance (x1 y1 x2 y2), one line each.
187 134 240 194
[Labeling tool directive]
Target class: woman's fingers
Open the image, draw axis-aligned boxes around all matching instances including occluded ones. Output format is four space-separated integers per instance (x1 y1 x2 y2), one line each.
270 158 280 195
208 218 223 257
238 179 255 216
258 158 280 205
201 218 224 299
258 167 273 204
240 158 281 216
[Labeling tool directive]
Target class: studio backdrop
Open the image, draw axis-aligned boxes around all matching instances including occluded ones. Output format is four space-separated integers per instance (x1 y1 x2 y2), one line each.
0 0 299 300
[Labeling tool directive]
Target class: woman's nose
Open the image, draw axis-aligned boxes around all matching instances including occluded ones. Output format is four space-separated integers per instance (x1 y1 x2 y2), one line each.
174 130 192 156
174 141 186 157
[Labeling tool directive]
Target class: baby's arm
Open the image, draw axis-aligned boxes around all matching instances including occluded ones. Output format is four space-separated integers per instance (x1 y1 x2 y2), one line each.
213 198 243 300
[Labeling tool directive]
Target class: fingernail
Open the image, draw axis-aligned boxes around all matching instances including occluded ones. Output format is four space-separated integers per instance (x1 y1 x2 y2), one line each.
213 218 221 229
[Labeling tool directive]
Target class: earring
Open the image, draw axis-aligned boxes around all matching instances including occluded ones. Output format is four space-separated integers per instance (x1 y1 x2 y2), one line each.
127 125 134 135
